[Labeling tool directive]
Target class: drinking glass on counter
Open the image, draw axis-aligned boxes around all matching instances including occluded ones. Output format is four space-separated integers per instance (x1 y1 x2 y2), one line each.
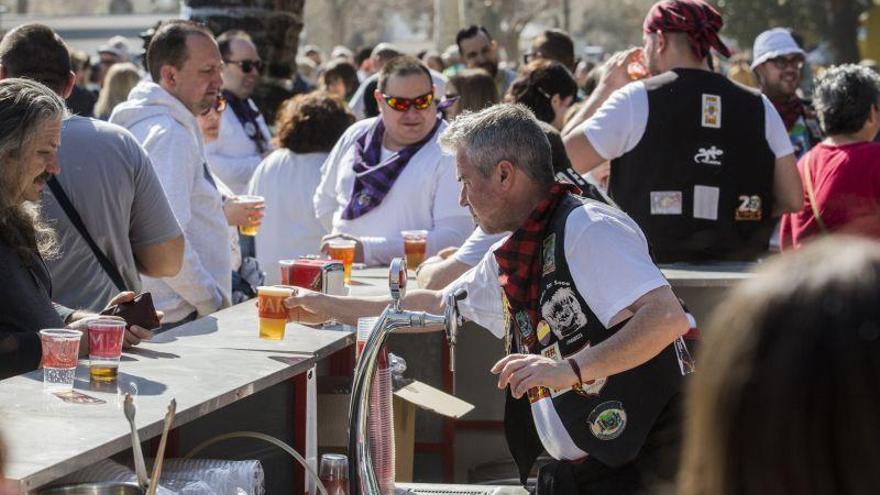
87 316 126 382
39 329 82 392
257 286 293 340
401 230 428 268
327 239 356 284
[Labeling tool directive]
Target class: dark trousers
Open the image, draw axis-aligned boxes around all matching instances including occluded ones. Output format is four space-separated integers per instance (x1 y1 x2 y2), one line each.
536 396 682 495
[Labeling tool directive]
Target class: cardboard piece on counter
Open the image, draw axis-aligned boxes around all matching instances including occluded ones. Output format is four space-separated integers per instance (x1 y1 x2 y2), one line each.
394 380 474 418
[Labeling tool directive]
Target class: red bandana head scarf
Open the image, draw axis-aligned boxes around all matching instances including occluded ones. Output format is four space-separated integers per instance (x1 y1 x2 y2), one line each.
643 0 731 60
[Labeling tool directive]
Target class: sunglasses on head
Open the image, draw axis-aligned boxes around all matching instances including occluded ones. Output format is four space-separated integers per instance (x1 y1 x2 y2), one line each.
226 59 263 73
381 92 434 112
200 95 227 116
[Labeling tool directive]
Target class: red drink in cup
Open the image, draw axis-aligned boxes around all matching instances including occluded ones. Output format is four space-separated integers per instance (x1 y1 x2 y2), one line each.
88 317 126 382
39 329 82 392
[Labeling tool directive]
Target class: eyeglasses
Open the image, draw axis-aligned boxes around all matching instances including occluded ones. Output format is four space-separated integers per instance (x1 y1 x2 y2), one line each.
225 59 263 73
200 95 227 116
381 92 434 112
769 56 805 71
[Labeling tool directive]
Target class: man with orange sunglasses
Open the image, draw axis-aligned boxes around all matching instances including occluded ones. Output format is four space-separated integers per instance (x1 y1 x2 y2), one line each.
315 56 473 266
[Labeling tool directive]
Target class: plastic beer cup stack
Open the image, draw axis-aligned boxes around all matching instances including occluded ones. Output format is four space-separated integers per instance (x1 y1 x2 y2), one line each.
356 317 395 495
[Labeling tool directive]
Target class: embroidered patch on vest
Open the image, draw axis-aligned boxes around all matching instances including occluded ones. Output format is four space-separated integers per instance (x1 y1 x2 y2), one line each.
701 94 721 128
542 233 556 275
540 282 588 341
588 401 628 440
735 194 762 221
515 311 537 350
650 191 682 215
536 320 553 347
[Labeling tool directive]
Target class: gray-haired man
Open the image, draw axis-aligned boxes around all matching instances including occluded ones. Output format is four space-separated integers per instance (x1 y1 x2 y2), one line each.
285 104 689 494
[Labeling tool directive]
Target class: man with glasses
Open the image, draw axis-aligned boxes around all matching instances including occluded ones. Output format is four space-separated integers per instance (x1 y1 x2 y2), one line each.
207 30 273 195
564 0 802 263
752 28 823 158
457 25 517 95
314 56 473 266
111 20 232 328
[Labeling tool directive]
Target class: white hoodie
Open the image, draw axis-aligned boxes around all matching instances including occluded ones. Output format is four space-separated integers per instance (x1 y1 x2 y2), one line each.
110 81 231 323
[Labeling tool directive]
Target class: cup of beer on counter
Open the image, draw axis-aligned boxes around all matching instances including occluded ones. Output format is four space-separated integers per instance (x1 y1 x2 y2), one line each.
236 194 265 236
327 239 356 285
39 329 82 392
401 229 428 268
87 316 126 382
257 286 293 340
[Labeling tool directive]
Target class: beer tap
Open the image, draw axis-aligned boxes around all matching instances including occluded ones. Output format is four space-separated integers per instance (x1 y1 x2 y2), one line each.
347 258 466 495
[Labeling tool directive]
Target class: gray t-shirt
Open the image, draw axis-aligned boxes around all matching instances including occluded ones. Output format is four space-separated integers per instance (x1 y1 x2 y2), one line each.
42 116 181 312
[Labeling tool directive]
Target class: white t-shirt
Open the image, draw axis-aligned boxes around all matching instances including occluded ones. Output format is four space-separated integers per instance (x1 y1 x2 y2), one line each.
445 201 668 336
452 226 510 267
314 117 473 266
444 200 669 460
583 80 795 161
249 149 330 285
206 98 273 195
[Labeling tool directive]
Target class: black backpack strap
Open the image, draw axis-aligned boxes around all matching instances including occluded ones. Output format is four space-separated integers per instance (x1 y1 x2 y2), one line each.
47 177 127 292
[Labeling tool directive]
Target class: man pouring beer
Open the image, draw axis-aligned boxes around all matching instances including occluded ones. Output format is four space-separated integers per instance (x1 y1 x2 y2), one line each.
285 104 690 494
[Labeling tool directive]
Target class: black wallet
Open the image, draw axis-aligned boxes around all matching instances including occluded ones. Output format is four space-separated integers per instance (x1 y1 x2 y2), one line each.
100 292 161 330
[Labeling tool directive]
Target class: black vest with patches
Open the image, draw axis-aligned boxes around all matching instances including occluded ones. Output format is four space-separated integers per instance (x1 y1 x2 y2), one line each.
503 195 685 483
609 69 776 263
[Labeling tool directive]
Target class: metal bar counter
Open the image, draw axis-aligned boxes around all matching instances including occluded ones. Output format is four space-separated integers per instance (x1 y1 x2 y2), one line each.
0 302 354 493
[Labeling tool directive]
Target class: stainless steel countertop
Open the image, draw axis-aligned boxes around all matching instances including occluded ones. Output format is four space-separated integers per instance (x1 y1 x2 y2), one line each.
0 302 354 493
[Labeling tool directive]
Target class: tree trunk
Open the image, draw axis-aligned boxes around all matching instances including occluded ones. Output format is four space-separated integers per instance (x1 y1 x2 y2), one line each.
826 0 863 63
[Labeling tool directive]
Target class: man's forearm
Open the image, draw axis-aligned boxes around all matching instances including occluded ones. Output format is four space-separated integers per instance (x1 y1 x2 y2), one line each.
574 295 688 382
317 289 445 329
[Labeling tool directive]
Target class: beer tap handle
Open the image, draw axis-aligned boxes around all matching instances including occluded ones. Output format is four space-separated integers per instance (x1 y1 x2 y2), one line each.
444 288 467 374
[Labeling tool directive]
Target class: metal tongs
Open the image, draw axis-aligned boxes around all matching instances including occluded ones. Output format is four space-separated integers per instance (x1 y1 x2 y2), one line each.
123 394 177 494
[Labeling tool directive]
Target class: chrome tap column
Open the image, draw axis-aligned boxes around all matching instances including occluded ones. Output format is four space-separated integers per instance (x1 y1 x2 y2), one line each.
347 258 466 495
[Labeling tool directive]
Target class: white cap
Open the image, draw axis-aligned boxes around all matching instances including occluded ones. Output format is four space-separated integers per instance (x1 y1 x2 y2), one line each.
751 28 805 70
98 35 131 61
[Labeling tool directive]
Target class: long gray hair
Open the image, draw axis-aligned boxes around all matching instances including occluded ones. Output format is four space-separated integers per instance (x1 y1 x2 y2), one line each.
0 78 68 264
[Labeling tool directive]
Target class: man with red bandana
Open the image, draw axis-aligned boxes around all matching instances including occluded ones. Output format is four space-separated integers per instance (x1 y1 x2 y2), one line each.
564 0 803 263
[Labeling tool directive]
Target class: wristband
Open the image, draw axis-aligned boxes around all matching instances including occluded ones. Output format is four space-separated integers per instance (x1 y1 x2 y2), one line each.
567 358 583 387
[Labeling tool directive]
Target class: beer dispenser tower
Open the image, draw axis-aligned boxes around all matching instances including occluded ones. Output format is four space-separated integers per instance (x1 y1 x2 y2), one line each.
347 258 466 495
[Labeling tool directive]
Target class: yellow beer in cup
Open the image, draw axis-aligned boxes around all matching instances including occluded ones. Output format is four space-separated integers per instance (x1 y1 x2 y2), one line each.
257 286 292 340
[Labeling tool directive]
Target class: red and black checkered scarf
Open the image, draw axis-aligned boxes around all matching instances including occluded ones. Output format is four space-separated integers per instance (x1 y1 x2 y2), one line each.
494 182 580 329
643 0 731 60
771 95 805 131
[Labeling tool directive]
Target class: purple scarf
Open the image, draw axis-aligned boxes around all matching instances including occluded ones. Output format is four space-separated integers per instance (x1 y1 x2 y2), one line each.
341 118 442 220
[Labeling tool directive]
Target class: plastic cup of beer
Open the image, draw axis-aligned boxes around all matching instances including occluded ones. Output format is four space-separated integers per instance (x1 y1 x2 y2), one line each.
39 329 82 392
627 49 649 81
279 259 296 286
327 239 356 285
237 195 265 236
87 316 126 382
257 286 293 340
319 453 349 495
401 229 428 268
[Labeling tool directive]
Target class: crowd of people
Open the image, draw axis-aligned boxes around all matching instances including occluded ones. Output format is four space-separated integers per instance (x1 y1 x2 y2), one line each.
1 0 880 493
